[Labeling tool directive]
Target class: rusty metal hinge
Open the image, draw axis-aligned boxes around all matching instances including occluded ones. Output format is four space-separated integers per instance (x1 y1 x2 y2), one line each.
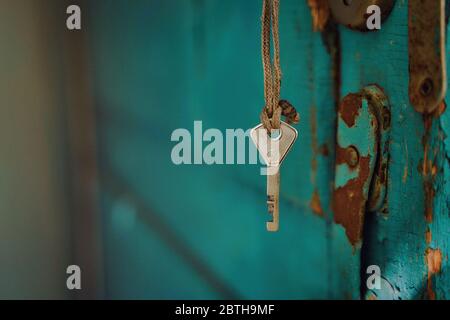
333 85 391 247
409 0 447 114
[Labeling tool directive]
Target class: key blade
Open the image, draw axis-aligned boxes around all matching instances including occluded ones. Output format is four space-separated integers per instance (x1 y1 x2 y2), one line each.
266 171 280 232
250 121 298 168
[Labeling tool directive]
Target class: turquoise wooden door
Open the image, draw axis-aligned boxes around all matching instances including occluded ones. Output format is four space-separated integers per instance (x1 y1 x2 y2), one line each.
338 1 450 300
86 0 449 299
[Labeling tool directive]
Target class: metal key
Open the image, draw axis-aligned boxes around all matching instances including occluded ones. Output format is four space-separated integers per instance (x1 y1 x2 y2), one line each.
250 121 298 232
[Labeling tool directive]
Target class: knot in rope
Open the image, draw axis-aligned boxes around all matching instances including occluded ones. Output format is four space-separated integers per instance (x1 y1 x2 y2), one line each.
260 100 300 132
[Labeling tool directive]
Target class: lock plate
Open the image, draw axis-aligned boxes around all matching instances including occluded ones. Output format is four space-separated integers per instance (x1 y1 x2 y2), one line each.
328 0 395 31
333 85 391 247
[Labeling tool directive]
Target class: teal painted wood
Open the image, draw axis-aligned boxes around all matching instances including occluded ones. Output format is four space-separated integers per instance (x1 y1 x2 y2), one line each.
339 0 450 299
86 0 349 298
426 17 450 300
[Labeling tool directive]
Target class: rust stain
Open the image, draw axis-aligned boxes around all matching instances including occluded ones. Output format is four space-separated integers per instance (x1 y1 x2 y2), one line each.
422 114 435 223
422 106 443 298
318 143 329 156
402 164 408 183
332 94 370 247
307 0 330 32
402 143 409 184
336 145 360 169
310 105 318 185
425 228 432 245
309 104 329 219
408 0 446 114
425 248 442 300
424 182 435 223
333 146 371 247
338 94 362 127
321 21 341 114
427 249 442 274
310 189 324 217
367 294 377 300
431 164 438 178
423 113 434 133
434 101 447 117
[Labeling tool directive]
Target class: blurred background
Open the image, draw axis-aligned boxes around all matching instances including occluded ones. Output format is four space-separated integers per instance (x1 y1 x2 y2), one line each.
0 0 350 299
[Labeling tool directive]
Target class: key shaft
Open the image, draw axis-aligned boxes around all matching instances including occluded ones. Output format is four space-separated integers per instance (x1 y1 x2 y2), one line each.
266 167 280 232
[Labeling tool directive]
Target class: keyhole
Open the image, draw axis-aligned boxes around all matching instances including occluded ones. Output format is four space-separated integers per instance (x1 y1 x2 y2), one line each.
420 78 434 97
270 129 282 141
343 0 353 6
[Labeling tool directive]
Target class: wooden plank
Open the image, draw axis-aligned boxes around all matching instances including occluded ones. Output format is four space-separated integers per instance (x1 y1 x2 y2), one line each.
423 17 450 300
339 0 450 299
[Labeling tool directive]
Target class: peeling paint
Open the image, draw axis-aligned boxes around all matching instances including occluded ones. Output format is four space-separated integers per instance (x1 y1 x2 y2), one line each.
333 95 374 246
310 189 324 217
425 248 442 300
425 228 432 245
334 154 371 247
421 100 446 299
307 0 330 32
333 87 389 247
339 94 362 128
367 293 377 300
335 0 449 300
424 181 435 223
402 164 408 183
422 114 436 223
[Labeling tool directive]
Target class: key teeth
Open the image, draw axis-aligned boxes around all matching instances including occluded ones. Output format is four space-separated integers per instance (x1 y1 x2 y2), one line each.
267 195 275 213
266 181 279 232
266 201 278 232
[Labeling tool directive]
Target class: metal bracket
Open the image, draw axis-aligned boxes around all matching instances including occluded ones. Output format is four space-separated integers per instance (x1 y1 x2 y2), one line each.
409 0 447 114
333 85 391 247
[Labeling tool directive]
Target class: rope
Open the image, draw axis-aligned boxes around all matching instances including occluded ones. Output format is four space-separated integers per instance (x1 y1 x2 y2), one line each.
260 0 300 131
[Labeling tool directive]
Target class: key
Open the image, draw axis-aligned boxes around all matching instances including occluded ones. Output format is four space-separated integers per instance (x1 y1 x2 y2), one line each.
250 121 298 232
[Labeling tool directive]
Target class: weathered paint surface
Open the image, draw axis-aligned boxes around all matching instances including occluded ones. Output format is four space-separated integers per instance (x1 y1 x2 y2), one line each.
85 0 450 299
333 86 391 248
340 0 450 299
333 94 377 247
307 0 330 31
